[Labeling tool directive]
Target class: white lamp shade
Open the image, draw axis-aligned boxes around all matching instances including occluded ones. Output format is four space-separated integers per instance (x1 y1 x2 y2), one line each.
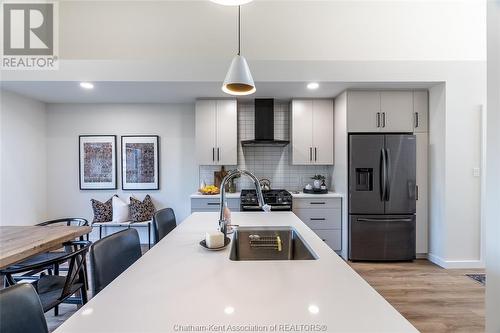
222 55 256 95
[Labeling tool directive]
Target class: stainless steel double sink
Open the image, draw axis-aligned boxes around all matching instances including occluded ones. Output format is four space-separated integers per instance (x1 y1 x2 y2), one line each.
229 226 317 261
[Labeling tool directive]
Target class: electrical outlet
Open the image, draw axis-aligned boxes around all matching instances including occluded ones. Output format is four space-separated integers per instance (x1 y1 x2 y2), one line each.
473 168 480 177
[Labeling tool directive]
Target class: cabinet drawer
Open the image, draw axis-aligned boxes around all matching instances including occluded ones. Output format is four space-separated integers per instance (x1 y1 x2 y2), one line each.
294 208 341 229
293 198 341 209
191 198 239 210
313 229 341 251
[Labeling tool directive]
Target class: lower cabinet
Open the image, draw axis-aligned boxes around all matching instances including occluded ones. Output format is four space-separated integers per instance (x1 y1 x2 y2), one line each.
191 197 240 213
293 197 342 252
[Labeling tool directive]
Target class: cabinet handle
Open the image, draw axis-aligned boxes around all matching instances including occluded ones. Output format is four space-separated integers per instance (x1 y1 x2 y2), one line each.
310 202 325 205
314 147 317 161
414 112 419 128
212 148 215 161
217 148 220 161
309 147 313 161
416 185 419 200
376 112 381 128
382 112 386 127
310 218 326 221
207 202 220 206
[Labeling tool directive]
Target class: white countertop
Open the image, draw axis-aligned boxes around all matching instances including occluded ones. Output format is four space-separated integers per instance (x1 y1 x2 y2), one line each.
290 191 343 198
55 212 416 333
190 192 241 199
191 191 343 199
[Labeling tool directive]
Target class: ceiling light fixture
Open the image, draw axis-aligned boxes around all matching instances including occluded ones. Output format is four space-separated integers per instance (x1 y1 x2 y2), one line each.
307 82 319 90
211 0 253 5
224 306 235 315
222 6 255 96
80 82 94 90
308 304 320 314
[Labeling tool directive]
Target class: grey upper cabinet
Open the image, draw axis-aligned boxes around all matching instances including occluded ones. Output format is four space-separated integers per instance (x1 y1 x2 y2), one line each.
380 91 414 133
413 90 429 133
195 99 237 165
347 91 381 132
291 99 334 165
347 90 423 133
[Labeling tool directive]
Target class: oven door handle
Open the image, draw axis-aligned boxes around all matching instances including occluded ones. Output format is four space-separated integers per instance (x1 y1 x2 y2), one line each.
269 205 292 211
241 205 265 211
241 205 292 211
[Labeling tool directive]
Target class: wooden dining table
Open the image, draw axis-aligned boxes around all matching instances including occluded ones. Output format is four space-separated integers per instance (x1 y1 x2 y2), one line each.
0 225 92 269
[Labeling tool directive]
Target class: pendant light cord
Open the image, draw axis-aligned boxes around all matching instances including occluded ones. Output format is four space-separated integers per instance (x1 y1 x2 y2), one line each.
238 5 241 56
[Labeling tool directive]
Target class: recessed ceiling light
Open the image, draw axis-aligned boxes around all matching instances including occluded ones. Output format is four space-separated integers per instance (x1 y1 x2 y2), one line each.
308 304 319 314
307 82 319 90
80 82 94 90
224 306 235 315
210 0 253 5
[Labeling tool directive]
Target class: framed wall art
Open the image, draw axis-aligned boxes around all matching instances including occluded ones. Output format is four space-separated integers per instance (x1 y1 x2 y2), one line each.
121 135 160 190
79 135 117 190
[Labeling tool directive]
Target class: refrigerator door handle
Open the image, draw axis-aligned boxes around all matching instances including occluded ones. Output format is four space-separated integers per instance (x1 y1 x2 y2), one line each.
384 148 391 201
357 218 413 223
380 149 387 201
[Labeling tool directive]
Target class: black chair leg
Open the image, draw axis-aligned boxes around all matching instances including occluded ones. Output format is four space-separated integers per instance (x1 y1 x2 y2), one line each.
148 223 151 249
54 305 59 316
81 285 88 304
99 226 102 239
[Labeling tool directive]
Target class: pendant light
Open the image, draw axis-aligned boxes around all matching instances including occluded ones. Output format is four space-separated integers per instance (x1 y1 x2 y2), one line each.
222 6 256 95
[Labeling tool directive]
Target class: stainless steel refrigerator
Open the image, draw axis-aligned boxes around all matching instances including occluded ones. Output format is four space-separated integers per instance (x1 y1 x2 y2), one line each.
349 134 417 261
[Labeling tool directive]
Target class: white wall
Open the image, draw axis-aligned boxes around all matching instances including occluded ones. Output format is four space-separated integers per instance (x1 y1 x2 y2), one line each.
0 90 47 225
333 92 348 259
46 103 197 241
486 1 500 331
57 1 485 61
428 84 447 263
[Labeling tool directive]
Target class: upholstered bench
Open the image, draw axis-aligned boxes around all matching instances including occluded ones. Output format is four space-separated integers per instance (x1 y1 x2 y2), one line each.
91 220 152 249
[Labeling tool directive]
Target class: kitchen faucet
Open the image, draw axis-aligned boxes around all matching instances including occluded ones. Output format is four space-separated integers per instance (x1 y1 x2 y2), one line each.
219 169 270 237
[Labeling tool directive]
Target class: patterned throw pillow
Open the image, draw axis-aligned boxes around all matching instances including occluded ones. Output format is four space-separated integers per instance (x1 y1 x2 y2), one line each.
91 196 116 223
129 195 156 223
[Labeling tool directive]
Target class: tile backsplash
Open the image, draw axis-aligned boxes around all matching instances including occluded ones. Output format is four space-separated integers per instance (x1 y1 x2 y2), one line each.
199 102 333 191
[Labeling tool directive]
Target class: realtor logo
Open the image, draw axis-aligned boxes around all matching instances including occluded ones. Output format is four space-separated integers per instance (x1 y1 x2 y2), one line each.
2 2 58 69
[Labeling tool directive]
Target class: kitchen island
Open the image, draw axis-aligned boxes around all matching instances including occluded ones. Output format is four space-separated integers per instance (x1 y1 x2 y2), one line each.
55 212 417 333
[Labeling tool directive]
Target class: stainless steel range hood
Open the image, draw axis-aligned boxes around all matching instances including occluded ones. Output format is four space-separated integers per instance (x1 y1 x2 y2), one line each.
241 99 290 147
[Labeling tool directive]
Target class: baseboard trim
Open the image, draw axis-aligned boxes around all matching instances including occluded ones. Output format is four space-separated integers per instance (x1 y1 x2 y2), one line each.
428 253 485 269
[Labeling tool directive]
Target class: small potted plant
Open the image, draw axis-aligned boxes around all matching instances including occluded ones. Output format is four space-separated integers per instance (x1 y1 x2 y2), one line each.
311 174 326 189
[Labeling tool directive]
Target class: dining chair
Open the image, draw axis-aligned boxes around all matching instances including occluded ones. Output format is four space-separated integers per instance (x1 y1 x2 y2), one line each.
152 208 177 245
2 218 91 316
1 240 91 315
89 228 142 295
0 283 49 333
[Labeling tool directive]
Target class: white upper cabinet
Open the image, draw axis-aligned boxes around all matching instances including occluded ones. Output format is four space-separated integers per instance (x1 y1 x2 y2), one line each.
195 99 237 165
347 90 421 133
216 100 238 165
312 100 334 164
291 100 313 165
413 90 429 133
291 99 334 165
347 91 381 132
380 91 414 133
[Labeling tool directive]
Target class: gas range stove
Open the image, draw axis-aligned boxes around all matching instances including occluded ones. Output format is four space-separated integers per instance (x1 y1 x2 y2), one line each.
240 189 293 211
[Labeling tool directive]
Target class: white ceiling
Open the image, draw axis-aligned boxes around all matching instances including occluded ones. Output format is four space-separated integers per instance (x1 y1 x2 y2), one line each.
0 81 436 103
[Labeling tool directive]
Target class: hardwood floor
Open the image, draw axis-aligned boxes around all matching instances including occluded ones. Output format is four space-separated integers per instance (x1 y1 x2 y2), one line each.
349 259 485 333
45 257 485 332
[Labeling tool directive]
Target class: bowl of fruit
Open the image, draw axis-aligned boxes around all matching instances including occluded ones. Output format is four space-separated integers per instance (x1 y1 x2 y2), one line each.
199 185 220 195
